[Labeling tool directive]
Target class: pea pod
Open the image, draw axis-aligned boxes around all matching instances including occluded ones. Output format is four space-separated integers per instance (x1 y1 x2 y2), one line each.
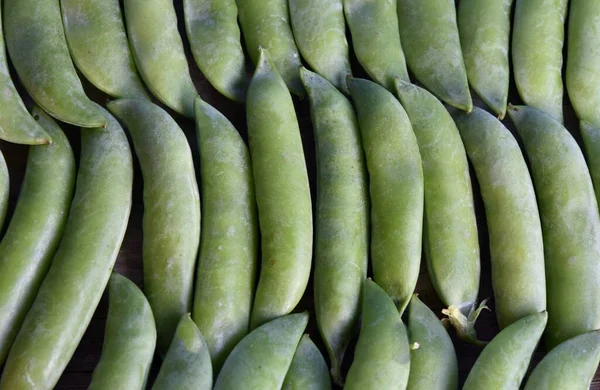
580 121 600 205
348 77 423 314
107 98 200 354
0 108 75 365
282 334 331 390
0 106 133 390
247 49 312 328
0 151 8 231
508 105 600 349
89 273 156 390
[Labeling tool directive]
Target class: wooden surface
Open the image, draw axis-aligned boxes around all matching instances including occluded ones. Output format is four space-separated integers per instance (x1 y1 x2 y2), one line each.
0 0 598 388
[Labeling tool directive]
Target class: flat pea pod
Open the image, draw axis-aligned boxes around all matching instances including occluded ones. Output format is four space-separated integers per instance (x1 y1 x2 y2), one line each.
454 107 546 329
3 0 105 128
0 106 133 390
183 0 249 101
395 80 481 342
89 273 156 390
343 0 408 91
345 279 410 390
458 0 513 119
152 314 212 390
246 49 312 329
512 0 567 123
107 98 200 354
214 312 309 390
0 108 75 365
192 96 258 371
580 121 600 206
397 0 472 112
289 0 351 93
282 334 331 390
236 0 304 96
524 330 600 390
463 312 547 390
508 105 600 349
0 151 8 231
348 77 423 314
124 0 198 117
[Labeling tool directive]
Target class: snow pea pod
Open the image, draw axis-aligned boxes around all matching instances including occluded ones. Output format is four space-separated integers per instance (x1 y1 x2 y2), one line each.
580 121 600 206
0 106 133 390
508 105 600 349
0 151 7 229
107 98 200 354
282 334 331 390
348 77 423 314
0 108 75 365
89 273 156 390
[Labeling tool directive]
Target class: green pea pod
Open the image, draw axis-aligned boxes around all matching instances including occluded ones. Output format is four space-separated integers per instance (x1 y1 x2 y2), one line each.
508 105 600 349
458 0 513 118
3 0 105 128
300 68 368 384
192 96 258 370
0 108 75 365
184 0 249 101
89 273 156 390
290 0 351 93
580 121 600 206
247 49 312 328
0 106 133 390
214 312 309 390
524 330 600 390
0 151 7 229
236 0 304 96
345 280 410 390
512 0 567 123
107 98 200 354
124 0 198 117
282 334 331 390
152 314 212 390
454 107 546 329
348 77 423 314
397 0 472 112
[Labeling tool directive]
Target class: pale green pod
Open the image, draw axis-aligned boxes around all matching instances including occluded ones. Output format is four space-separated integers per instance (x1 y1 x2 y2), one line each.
0 151 7 230
580 121 600 206
282 334 332 390
512 0 567 123
397 0 472 111
124 0 198 117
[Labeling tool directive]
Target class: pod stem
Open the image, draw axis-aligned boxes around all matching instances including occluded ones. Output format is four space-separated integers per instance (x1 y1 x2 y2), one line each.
442 300 489 346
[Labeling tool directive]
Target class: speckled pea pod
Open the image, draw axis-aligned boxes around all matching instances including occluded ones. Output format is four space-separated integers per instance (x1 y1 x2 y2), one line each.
508 105 600 349
0 106 133 390
454 107 546 329
152 314 212 390
397 0 472 112
107 98 200 355
89 273 156 390
124 0 198 117
214 312 309 390
458 0 513 118
348 77 423 314
247 49 312 328
282 334 331 390
512 0 567 123
0 151 8 232
0 108 75 365
192 97 258 371
580 121 600 205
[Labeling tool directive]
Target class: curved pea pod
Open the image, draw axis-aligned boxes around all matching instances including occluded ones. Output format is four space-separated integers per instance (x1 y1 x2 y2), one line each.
3 0 105 128
348 77 423 314
184 0 249 101
0 151 8 230
458 0 513 118
0 106 133 390
397 0 472 112
107 98 200 354
89 273 156 390
152 314 212 390
512 0 567 123
580 121 600 206
454 107 546 329
508 105 600 349
247 50 312 328
282 334 331 390
192 97 258 371
124 0 198 117
236 0 304 95
214 312 309 390
524 330 600 390
0 108 75 365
